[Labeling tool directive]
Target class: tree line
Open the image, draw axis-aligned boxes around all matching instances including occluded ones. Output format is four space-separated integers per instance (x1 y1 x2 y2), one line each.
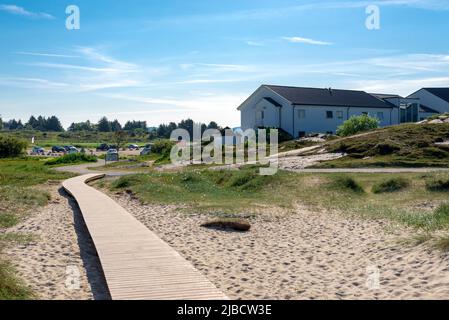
1 115 64 132
0 115 225 139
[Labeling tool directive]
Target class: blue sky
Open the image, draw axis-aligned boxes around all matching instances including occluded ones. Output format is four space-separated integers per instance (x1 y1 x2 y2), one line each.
1 0 449 128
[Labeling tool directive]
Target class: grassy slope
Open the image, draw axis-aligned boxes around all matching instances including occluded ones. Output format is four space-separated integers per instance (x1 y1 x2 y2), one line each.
0 158 73 299
313 123 449 168
106 166 449 229
105 166 449 249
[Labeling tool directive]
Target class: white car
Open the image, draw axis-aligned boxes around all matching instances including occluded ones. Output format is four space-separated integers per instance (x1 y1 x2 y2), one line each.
107 149 118 154
68 147 79 154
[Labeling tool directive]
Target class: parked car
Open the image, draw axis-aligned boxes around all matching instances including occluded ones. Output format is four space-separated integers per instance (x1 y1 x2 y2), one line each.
52 146 66 153
128 144 140 150
68 147 79 154
107 148 118 154
96 143 110 152
140 147 151 156
31 146 45 155
63 145 75 152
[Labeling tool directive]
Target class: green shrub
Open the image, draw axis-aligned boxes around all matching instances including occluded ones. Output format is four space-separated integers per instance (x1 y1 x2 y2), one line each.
332 176 364 193
44 153 97 166
372 177 409 193
152 139 175 154
336 115 380 137
0 136 27 158
426 178 449 192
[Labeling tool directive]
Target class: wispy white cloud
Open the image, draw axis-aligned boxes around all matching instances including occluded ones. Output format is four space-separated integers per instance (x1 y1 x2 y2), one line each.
351 77 449 96
103 92 248 112
282 36 333 46
0 4 54 19
15 51 78 58
16 47 145 92
0 77 69 89
180 63 256 73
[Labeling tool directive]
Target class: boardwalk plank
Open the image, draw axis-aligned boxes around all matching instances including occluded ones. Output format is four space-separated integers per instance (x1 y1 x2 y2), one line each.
62 174 228 300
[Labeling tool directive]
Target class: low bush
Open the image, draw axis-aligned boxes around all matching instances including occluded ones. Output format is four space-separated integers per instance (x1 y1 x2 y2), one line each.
331 176 364 193
44 153 97 166
372 177 409 193
336 115 379 137
151 139 175 154
0 136 27 158
426 178 449 192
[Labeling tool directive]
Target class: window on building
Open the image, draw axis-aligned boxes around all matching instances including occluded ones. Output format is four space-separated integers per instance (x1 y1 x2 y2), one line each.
326 111 333 119
298 109 306 119
261 111 264 120
377 112 384 120
336 111 343 119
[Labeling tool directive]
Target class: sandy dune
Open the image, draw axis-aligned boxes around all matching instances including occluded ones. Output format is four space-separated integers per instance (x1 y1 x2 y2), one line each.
114 194 449 300
5 185 109 300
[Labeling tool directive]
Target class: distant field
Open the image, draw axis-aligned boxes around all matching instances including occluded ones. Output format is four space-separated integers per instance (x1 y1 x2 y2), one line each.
0 130 150 148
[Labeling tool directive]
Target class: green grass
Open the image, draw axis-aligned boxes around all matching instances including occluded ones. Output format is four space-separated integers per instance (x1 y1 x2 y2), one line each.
313 123 449 168
0 158 72 186
44 153 97 166
105 168 449 235
0 213 19 228
109 166 280 213
0 259 33 300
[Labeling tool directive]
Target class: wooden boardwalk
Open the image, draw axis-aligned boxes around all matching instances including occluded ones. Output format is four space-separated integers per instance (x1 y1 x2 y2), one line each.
63 174 228 300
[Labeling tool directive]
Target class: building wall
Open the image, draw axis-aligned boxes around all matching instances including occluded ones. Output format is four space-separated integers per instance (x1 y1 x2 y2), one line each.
292 106 397 136
408 89 449 114
240 86 293 134
240 86 399 138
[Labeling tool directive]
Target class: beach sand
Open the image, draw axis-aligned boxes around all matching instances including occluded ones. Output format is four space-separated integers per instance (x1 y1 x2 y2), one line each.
113 193 449 300
5 185 110 300
6 182 449 300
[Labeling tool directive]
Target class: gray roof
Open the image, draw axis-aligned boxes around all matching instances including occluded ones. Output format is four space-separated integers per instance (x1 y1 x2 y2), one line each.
424 88 449 103
263 97 282 107
265 85 393 108
420 104 439 113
